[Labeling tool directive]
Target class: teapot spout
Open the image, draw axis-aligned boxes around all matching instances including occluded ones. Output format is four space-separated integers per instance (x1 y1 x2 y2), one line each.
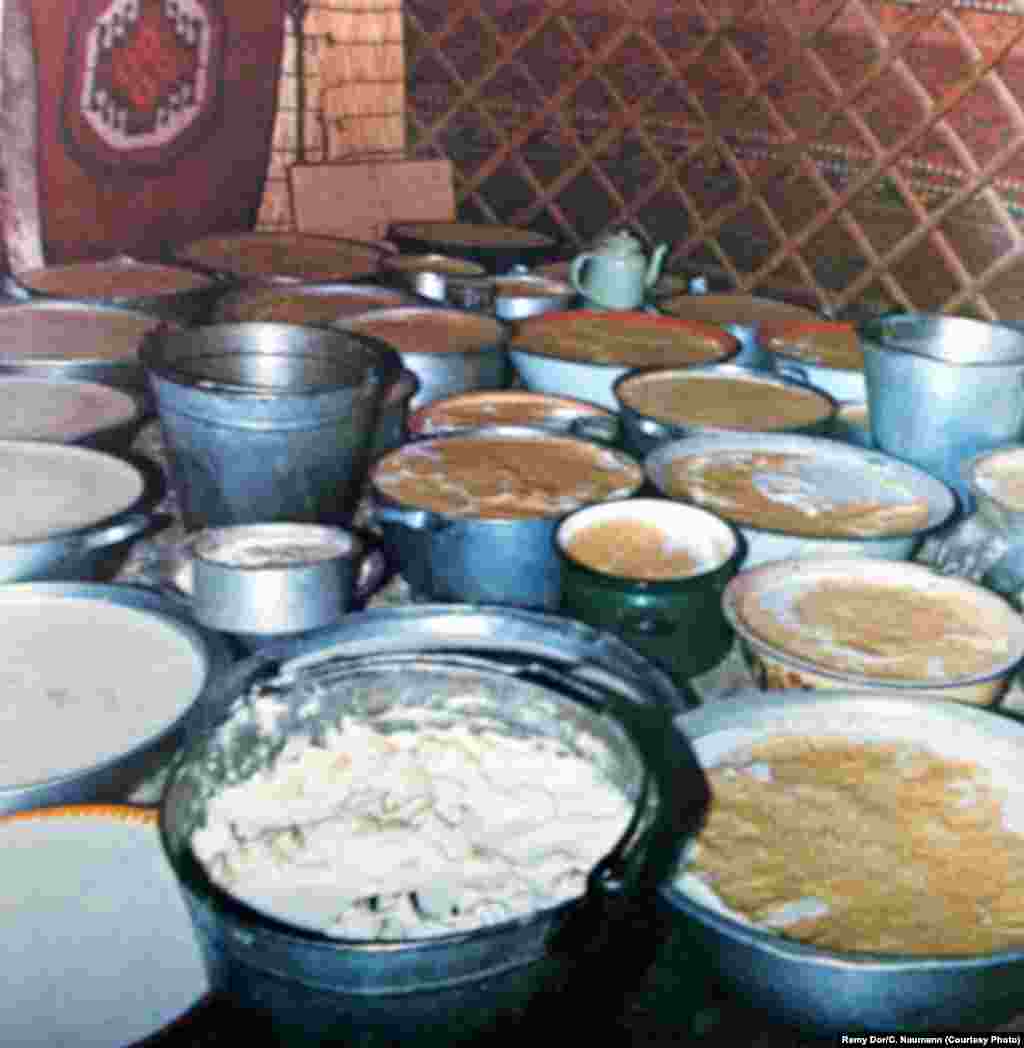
645 243 668 287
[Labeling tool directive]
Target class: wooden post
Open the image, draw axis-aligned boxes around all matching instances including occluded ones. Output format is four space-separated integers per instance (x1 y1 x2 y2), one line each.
257 0 406 232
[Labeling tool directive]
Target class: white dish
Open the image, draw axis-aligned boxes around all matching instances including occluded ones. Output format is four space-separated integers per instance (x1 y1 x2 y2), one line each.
0 804 209 1046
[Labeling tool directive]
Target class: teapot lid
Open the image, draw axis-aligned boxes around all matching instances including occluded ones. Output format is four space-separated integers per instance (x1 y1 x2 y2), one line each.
592 229 646 256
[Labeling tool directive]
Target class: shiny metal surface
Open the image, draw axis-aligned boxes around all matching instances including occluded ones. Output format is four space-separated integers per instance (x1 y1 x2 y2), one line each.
662 690 1024 1033
861 314 1024 510
0 582 232 816
141 323 389 530
493 273 575 320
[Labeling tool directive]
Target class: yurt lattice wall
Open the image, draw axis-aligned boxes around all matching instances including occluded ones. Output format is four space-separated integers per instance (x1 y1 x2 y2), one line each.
401 0 1024 322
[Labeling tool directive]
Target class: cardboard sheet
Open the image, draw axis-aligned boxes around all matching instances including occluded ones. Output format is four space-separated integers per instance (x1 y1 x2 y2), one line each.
290 158 454 242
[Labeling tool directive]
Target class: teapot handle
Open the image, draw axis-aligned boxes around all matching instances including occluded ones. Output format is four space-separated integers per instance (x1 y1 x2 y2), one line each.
644 243 668 288
569 252 595 298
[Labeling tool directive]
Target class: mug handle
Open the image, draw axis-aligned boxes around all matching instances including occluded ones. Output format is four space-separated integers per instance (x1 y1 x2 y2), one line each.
353 543 390 606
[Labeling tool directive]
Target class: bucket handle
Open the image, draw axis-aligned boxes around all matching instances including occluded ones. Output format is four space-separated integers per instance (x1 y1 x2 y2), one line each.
507 660 710 958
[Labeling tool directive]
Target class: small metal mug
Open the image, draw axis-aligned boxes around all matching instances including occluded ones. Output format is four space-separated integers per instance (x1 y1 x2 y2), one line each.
190 523 387 636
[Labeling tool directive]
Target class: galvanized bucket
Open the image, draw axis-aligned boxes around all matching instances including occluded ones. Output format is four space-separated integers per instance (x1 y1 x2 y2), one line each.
860 314 1024 511
141 324 389 531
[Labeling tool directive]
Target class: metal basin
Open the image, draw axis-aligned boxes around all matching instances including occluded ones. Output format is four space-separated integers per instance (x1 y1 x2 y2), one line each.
661 691 1024 1033
645 431 957 568
614 363 837 459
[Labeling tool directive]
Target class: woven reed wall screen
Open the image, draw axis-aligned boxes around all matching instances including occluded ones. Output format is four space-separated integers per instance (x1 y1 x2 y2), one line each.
404 0 1024 322
257 0 406 232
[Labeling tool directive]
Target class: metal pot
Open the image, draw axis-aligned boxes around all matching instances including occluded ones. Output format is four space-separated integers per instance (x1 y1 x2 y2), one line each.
380 253 489 303
492 272 575 321
334 306 509 410
614 363 838 459
861 313 1024 510
661 690 1024 1033
140 324 391 531
189 523 389 636
159 613 709 1044
368 426 644 609
0 582 232 815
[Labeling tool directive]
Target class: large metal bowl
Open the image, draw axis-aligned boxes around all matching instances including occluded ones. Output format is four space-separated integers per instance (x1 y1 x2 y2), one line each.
159 608 708 1044
661 690 1024 1033
0 582 232 815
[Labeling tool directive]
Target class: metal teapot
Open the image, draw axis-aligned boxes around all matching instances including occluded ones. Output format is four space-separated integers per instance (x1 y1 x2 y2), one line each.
569 230 668 310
